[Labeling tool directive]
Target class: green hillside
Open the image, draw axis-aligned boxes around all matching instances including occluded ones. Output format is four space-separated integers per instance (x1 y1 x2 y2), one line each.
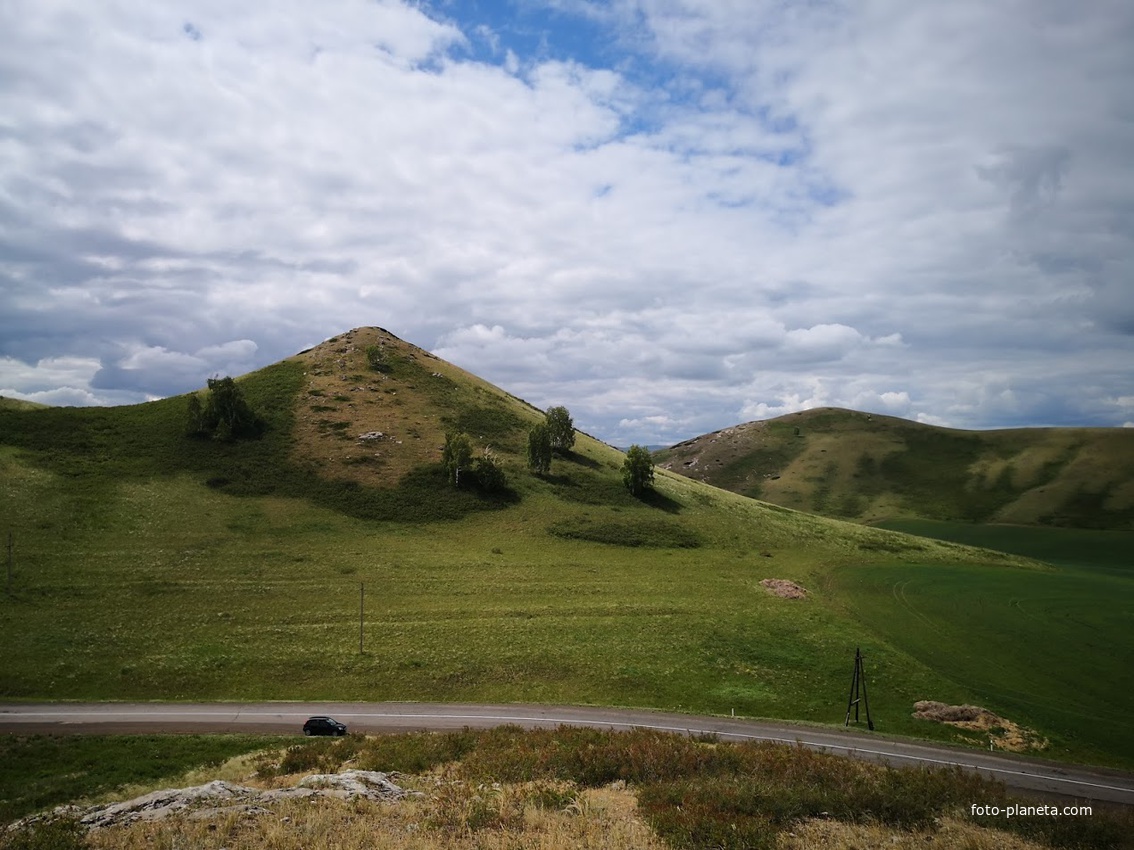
0 395 49 411
2 329 1133 768
655 407 1134 529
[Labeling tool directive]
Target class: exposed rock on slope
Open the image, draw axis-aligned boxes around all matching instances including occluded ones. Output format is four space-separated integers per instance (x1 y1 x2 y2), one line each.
289 326 544 489
10 770 415 832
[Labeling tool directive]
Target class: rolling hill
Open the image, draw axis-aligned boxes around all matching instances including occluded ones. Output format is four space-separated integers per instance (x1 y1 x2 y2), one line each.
654 407 1134 529
2 328 1133 768
0 395 48 411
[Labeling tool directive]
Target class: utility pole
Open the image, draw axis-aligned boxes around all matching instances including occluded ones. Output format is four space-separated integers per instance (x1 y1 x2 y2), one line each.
844 646 874 730
359 581 364 654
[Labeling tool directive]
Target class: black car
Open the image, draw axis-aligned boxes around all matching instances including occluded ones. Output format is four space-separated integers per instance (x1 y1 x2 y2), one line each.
303 716 347 736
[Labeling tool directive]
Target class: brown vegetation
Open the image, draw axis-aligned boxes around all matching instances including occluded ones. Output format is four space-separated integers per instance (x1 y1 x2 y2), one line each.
760 578 809 599
82 783 667 850
9 726 1131 850
913 700 1049 752
289 327 540 489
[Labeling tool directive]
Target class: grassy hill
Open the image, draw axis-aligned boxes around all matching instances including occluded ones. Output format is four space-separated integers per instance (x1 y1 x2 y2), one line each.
654 407 1134 529
0 395 49 411
2 329 1133 768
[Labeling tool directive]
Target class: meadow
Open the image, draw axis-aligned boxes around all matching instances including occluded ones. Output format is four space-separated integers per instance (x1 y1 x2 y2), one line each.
2 329 1131 772
0 453 981 738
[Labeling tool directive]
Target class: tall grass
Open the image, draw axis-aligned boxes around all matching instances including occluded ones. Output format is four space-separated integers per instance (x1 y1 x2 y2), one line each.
259 727 1132 850
7 728 1130 849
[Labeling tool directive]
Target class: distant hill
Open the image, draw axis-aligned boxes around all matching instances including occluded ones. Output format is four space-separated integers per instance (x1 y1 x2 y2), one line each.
0 395 49 411
655 407 1134 529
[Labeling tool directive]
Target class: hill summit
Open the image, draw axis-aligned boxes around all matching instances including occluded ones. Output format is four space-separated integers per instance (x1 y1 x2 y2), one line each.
654 407 1134 529
288 326 547 489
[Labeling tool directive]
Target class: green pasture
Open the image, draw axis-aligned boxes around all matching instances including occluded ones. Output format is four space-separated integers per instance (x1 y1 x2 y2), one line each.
833 519 1134 765
0 448 1010 753
0 462 947 720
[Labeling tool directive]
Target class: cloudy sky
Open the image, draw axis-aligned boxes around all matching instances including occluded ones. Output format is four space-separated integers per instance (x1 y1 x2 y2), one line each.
2 0 1132 444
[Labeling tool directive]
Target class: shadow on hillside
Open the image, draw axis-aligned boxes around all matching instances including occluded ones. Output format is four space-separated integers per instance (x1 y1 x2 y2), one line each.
639 488 682 514
558 450 601 470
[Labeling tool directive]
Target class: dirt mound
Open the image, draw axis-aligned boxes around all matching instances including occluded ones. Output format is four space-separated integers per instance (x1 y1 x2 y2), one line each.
760 579 808 599
913 700 1048 752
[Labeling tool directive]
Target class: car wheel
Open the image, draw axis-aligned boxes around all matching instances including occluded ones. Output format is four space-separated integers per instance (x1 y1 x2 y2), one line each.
304 729 312 736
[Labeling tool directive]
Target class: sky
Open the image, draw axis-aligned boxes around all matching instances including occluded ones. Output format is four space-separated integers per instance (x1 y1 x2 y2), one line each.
2 0 1133 445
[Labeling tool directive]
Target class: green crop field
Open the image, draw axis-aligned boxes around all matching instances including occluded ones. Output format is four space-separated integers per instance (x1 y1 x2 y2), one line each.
2 329 1132 770
830 521 1134 767
874 519 1134 574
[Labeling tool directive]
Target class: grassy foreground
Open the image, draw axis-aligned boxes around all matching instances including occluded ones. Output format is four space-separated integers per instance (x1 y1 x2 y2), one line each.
1 328 1131 769
4 729 1131 850
0 735 285 824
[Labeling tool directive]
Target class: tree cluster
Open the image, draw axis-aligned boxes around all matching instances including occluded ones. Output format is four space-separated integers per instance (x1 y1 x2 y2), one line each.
365 345 389 373
526 423 552 474
186 377 262 441
545 406 575 452
443 431 507 493
526 405 576 474
622 444 655 496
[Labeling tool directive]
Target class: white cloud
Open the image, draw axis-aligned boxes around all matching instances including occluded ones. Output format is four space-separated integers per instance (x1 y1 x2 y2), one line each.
0 355 140 406
0 0 1131 441
0 356 101 392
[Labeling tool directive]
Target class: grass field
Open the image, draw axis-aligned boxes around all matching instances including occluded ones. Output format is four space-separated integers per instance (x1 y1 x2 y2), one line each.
874 519 1134 574
0 459 982 733
2 330 1131 770
830 521 1134 767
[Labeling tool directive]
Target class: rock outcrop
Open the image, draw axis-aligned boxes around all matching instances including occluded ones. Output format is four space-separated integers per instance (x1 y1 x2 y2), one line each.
9 770 415 832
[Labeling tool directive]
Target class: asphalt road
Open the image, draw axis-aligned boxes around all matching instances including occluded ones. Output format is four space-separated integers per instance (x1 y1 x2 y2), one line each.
3 702 1133 806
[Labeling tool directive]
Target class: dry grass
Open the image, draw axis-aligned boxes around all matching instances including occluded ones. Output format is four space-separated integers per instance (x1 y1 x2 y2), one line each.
913 701 1048 753
291 327 456 488
83 781 668 850
760 578 809 599
289 327 543 489
777 816 1050 850
12 728 1133 850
